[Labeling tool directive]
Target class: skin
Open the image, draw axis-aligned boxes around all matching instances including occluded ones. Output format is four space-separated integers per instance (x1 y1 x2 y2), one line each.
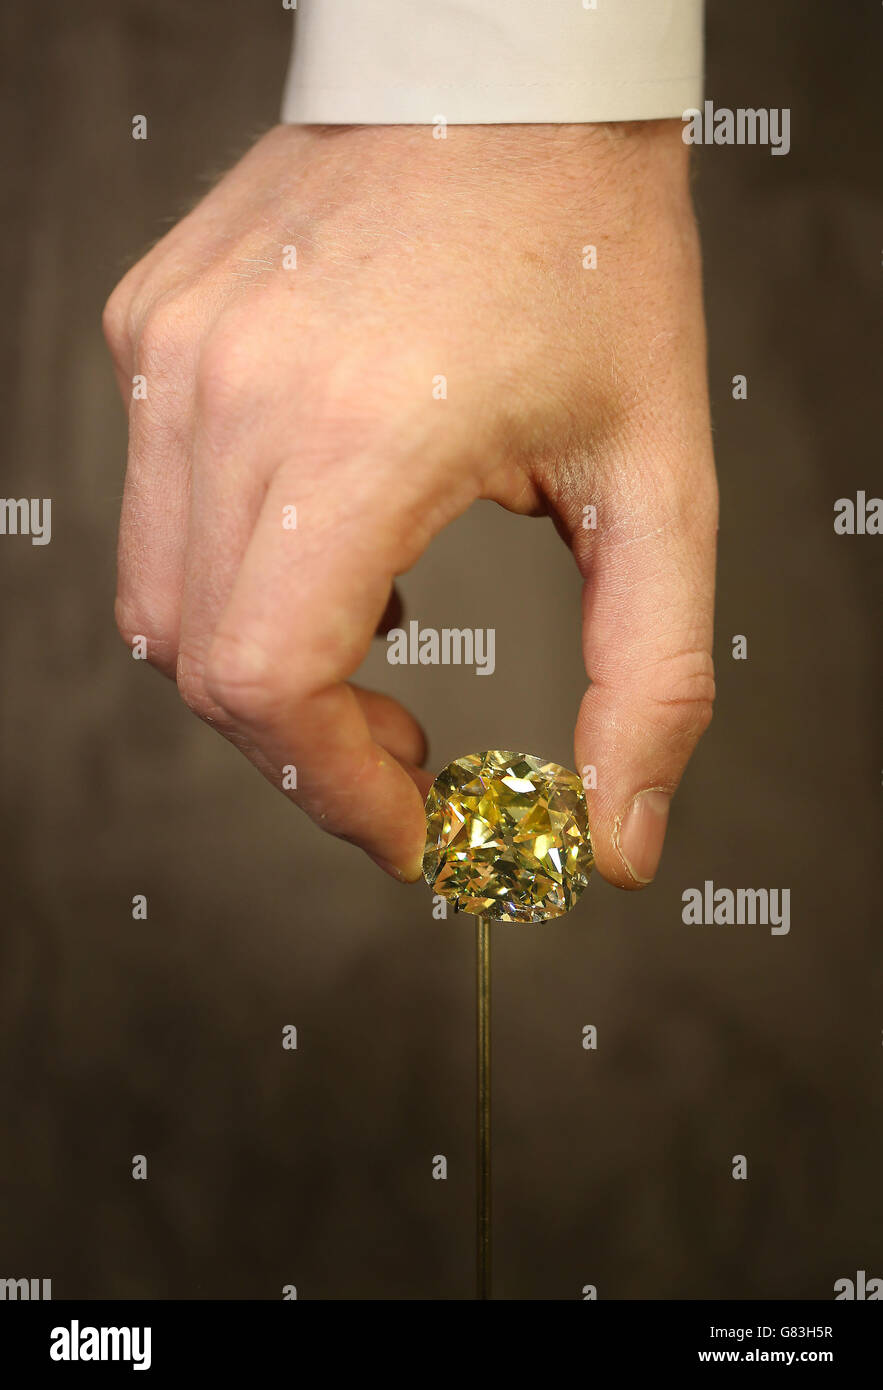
103 119 717 888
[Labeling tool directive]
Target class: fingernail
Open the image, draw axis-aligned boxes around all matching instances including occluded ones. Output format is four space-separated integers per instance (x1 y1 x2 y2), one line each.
368 852 424 884
616 789 671 884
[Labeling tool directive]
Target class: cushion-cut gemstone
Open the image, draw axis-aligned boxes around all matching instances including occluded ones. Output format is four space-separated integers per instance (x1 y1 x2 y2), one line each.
423 750 594 923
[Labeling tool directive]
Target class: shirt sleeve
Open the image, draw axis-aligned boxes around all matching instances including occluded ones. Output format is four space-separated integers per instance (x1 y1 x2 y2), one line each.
280 0 703 126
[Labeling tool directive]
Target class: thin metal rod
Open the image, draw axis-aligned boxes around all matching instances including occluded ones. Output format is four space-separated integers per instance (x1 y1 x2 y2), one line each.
476 914 492 1300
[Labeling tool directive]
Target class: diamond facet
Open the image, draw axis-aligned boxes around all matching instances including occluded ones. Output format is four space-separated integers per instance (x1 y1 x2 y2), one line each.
423 751 594 923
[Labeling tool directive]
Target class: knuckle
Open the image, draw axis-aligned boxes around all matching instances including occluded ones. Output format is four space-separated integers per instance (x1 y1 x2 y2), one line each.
649 647 716 737
102 286 133 362
114 593 175 669
136 295 198 381
202 632 281 725
175 659 217 721
195 328 257 425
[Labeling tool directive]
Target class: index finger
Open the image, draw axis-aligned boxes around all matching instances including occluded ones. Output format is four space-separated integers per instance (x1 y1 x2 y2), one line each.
200 450 468 879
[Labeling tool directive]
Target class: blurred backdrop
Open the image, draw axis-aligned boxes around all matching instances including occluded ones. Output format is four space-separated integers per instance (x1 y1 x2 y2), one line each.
1 0 880 1298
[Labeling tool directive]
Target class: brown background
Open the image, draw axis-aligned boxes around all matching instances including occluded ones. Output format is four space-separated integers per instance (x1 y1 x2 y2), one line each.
1 1 880 1299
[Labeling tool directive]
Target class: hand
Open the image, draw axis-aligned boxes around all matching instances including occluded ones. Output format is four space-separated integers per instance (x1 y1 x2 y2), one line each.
103 121 716 888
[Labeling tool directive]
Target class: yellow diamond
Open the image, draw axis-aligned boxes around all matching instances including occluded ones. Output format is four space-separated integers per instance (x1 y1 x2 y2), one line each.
423 750 594 923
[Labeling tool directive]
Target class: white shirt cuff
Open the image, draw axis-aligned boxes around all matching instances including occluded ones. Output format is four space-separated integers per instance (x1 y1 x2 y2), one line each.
281 0 704 126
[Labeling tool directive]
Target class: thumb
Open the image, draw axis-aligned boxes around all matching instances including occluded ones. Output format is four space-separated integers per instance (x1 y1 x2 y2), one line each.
572 438 718 889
